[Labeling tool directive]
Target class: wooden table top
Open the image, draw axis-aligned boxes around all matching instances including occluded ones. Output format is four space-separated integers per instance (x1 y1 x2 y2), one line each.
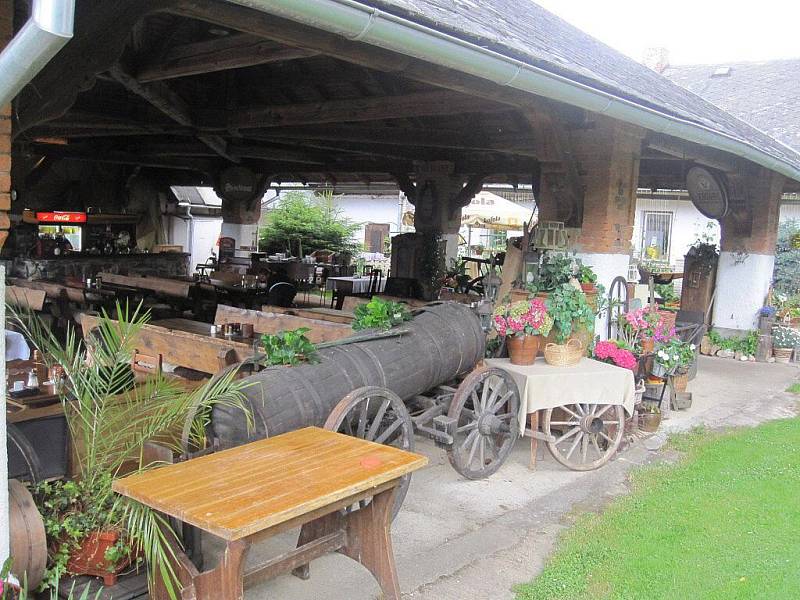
113 427 427 541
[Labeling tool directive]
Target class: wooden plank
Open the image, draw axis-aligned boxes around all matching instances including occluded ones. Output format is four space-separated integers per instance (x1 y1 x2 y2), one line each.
81 314 250 374
264 306 355 325
113 427 427 541
8 278 85 303
137 34 318 82
98 272 192 298
6 286 47 311
214 305 352 344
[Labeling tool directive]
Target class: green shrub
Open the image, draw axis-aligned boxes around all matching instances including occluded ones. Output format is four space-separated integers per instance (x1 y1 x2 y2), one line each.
260 328 320 365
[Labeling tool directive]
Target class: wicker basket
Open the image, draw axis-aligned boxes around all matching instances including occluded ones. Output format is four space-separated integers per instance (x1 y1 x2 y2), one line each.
544 339 583 367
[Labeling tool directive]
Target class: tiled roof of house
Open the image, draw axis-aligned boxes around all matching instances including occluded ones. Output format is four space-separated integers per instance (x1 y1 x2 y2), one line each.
359 0 800 175
663 59 800 153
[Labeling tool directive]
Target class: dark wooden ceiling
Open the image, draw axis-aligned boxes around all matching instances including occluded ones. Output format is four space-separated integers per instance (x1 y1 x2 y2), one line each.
10 0 737 202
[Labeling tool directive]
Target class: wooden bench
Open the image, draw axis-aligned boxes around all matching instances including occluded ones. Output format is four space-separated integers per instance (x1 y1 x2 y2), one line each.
264 305 355 325
113 427 427 600
214 304 352 344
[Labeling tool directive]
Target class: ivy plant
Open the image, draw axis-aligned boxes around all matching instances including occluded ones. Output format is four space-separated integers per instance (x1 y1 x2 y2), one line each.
535 252 576 293
260 328 320 366
353 297 412 331
545 283 595 343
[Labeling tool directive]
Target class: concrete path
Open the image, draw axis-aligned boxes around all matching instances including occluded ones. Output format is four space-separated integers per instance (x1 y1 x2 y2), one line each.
225 357 799 599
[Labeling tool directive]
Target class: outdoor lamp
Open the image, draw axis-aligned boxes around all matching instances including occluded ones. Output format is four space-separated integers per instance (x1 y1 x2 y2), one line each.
475 300 494 332
484 271 503 303
523 250 540 288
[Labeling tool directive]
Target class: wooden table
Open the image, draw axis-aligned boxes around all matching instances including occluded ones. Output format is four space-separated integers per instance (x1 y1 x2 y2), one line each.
113 427 427 600
485 358 635 471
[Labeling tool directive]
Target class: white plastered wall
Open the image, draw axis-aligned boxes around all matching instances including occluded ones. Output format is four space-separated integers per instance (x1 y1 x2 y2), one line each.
574 252 630 340
712 252 774 332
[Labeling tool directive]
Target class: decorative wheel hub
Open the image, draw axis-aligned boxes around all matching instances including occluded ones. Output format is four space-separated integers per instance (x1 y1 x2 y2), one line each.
477 413 503 435
580 414 604 434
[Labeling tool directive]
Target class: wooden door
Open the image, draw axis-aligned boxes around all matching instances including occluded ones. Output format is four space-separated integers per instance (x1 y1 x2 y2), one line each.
364 223 390 253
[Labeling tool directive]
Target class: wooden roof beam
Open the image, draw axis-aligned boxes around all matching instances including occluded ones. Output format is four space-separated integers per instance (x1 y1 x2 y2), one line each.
108 65 240 163
215 90 510 130
136 33 319 82
645 133 741 173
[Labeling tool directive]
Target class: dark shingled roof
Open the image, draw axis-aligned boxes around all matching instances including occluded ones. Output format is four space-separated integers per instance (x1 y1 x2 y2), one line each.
664 59 800 154
357 0 800 176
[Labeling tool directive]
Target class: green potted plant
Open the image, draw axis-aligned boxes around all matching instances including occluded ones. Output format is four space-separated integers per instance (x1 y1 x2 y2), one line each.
492 298 553 365
576 263 597 293
260 328 320 366
543 283 594 365
653 337 694 379
531 252 576 296
772 326 798 363
9 302 251 598
352 297 412 331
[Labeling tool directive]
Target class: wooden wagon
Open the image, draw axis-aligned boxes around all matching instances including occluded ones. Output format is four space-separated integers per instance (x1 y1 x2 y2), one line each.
207 302 523 515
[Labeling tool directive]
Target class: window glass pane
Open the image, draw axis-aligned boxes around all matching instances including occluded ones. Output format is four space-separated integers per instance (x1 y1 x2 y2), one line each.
642 212 672 260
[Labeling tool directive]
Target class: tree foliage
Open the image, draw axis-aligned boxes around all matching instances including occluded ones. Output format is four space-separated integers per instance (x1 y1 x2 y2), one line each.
774 219 800 295
259 190 360 256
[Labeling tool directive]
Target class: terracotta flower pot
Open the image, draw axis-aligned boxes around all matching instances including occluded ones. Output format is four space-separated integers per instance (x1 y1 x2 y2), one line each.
507 334 541 365
67 530 128 587
580 282 596 293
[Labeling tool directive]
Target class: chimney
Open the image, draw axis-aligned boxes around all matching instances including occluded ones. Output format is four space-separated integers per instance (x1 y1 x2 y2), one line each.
642 47 670 74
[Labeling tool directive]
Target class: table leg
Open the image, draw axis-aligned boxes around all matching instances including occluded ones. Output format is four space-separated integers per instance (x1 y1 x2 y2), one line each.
529 411 539 470
340 487 401 600
192 539 251 600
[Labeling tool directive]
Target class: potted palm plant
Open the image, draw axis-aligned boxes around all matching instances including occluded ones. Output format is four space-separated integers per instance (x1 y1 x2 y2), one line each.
493 298 553 365
8 302 251 598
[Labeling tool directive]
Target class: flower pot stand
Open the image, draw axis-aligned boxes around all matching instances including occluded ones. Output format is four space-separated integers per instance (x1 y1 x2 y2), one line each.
58 572 149 600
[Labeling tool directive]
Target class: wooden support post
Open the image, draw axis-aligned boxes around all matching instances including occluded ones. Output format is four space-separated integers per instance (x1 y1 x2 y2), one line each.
529 411 539 470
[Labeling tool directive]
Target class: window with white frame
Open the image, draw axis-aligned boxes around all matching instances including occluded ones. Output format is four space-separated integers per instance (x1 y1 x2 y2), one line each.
641 211 673 261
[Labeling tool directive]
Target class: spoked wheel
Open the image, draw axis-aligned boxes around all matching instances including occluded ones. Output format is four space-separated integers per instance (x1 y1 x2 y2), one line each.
324 386 415 519
447 367 520 479
543 403 625 471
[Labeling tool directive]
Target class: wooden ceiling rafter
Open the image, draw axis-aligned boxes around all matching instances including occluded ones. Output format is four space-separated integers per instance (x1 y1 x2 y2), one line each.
108 65 240 164
136 33 319 82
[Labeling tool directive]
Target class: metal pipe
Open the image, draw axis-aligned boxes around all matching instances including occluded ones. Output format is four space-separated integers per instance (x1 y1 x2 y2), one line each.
226 0 800 183
0 0 76 107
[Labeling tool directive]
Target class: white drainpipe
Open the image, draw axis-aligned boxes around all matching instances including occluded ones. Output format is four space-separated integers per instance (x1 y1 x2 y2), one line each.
0 0 76 106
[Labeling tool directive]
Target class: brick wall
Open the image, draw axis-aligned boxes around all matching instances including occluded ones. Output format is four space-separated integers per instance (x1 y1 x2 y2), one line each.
720 169 785 254
537 117 645 254
0 1 13 250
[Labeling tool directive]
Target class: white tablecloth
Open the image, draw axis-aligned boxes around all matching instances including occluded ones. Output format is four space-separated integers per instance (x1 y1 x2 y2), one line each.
485 357 636 434
6 330 31 361
325 276 387 295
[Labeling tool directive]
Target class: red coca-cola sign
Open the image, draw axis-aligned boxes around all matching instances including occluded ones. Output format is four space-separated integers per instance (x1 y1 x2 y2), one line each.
36 211 87 224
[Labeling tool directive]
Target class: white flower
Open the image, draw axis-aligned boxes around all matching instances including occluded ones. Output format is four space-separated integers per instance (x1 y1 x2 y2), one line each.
690 344 696 350
673 354 679 361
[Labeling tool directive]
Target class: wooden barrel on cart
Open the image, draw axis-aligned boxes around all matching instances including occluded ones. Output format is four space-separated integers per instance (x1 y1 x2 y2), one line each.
212 302 484 446
9 479 47 590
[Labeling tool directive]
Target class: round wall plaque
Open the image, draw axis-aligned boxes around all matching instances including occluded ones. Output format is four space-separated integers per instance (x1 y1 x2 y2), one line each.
686 166 729 219
217 166 258 203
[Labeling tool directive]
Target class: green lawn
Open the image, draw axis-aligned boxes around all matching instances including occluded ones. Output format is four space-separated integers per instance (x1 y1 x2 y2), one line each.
516 418 800 599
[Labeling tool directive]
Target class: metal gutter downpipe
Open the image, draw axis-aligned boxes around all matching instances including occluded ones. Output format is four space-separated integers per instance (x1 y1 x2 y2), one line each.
226 0 800 183
0 0 76 107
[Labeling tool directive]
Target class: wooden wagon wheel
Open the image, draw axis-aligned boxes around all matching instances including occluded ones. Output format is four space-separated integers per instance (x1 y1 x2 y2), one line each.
324 386 415 519
446 367 520 480
9 479 47 590
7 424 43 484
542 403 625 471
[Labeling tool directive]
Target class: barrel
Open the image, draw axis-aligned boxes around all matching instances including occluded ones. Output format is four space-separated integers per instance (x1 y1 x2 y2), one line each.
213 302 484 446
9 479 47 590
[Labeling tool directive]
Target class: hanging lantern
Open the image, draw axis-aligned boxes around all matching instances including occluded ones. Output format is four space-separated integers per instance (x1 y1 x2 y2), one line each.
483 271 503 303
533 221 568 250
523 249 540 288
474 300 495 333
